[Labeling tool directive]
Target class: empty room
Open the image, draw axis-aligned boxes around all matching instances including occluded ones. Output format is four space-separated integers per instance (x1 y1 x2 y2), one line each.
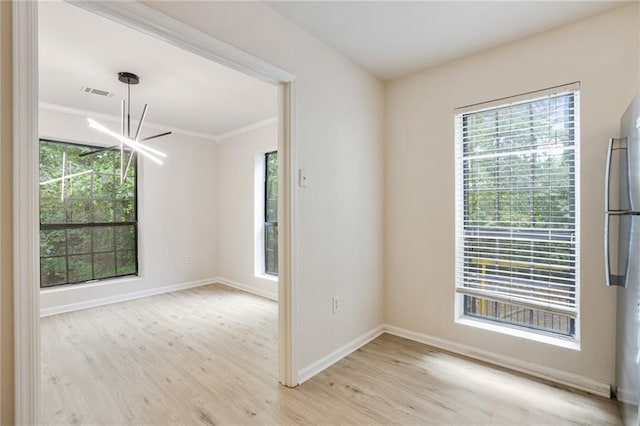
1 0 639 425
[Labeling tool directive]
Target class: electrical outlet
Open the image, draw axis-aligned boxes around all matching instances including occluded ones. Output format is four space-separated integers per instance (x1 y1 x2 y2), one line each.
185 255 192 264
332 296 340 313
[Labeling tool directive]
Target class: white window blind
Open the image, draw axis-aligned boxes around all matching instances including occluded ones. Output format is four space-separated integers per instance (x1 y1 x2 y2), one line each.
455 83 580 337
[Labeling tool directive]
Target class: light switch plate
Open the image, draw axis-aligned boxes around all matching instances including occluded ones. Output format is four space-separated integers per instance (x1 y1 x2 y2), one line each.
298 169 308 188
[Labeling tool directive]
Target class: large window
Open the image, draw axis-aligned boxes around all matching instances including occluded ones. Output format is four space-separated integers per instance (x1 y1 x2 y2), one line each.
39 139 138 287
264 151 278 275
455 84 579 340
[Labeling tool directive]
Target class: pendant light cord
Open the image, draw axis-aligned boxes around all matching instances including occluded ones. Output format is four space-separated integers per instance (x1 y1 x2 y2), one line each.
127 82 131 138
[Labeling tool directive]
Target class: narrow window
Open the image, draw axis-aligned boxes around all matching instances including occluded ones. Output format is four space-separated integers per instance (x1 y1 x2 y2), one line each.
39 139 138 287
264 151 278 275
455 83 580 341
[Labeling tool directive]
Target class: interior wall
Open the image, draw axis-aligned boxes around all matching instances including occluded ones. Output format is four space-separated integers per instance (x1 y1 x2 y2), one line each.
0 1 14 423
216 122 278 299
384 4 638 386
142 1 386 373
38 108 218 312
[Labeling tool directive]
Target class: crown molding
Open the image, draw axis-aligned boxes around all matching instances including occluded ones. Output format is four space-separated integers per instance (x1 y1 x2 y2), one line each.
39 101 220 142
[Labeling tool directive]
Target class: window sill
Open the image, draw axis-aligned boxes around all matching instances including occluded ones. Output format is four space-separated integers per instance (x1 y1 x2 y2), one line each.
456 317 580 351
255 273 278 283
40 275 142 294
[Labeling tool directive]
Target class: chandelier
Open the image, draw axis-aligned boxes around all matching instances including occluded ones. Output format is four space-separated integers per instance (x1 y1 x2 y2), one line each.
82 72 171 183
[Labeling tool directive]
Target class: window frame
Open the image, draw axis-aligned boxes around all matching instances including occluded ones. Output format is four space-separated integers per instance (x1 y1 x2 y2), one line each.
39 138 139 288
264 150 278 276
454 83 581 344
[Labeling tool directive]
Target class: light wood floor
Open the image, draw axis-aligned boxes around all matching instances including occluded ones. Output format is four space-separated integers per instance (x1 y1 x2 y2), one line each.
41 284 623 425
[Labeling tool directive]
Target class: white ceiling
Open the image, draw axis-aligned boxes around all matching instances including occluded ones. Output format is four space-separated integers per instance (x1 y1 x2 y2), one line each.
38 1 278 140
265 1 633 80
39 0 632 129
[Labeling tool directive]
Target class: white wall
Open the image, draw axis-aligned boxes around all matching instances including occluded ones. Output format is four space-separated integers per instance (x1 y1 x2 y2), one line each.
216 122 278 300
39 107 218 313
384 4 638 387
143 1 386 374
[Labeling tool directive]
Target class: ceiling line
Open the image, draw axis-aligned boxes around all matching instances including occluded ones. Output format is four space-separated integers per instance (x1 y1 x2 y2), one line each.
215 116 278 143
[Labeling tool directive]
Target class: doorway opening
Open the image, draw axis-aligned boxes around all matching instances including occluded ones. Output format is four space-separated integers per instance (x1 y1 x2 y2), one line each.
13 1 297 423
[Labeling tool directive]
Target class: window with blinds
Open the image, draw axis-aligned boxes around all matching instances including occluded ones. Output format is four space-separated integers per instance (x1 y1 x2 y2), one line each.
454 83 580 339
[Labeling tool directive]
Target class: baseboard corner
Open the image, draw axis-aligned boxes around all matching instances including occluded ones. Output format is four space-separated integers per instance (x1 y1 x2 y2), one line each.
214 277 278 301
297 324 384 384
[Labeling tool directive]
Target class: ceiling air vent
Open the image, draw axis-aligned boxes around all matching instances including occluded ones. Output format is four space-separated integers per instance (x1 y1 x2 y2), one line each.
80 86 115 98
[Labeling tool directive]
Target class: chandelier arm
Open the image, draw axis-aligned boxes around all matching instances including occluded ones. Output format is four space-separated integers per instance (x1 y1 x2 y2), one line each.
127 82 131 138
134 104 149 142
141 131 172 142
88 118 163 164
126 138 167 159
79 132 171 158
123 150 135 182
120 99 126 184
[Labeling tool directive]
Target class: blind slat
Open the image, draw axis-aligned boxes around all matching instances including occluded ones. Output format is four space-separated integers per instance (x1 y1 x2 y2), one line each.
460 269 576 288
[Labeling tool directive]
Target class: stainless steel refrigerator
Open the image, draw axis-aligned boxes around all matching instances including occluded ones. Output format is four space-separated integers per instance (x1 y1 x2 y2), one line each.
606 93 640 426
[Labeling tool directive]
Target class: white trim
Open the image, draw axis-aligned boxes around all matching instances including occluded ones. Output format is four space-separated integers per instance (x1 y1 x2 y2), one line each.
298 325 384 384
455 317 580 351
573 89 582 346
40 276 144 294
68 1 295 85
383 325 611 398
278 80 298 386
256 273 278 283
39 101 220 142
215 277 278 301
13 2 40 424
40 278 217 318
216 117 278 142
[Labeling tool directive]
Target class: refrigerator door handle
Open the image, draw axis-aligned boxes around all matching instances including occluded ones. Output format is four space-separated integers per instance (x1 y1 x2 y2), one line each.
606 137 630 213
625 135 633 210
604 137 634 213
605 212 627 287
605 212 615 286
606 138 614 212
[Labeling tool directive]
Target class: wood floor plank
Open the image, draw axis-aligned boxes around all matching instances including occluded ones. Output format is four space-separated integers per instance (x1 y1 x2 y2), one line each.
41 284 623 425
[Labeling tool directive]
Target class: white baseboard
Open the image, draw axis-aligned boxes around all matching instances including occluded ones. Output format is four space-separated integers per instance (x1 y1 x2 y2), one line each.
383 325 611 398
40 278 216 317
298 325 384 384
215 277 278 301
